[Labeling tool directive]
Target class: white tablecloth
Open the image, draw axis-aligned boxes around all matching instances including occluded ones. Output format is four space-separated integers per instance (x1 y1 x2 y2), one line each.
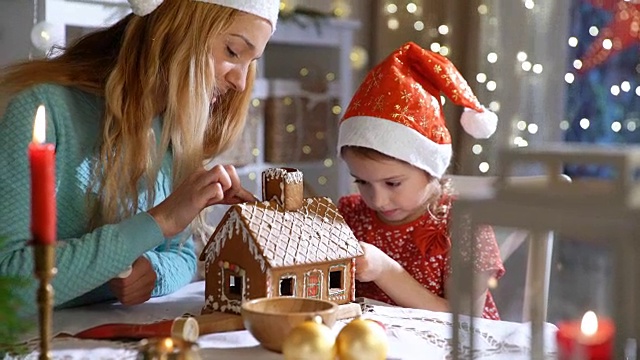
10 281 558 360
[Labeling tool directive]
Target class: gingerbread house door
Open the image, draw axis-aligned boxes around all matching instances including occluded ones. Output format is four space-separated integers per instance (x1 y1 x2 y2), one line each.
220 261 246 302
304 269 323 299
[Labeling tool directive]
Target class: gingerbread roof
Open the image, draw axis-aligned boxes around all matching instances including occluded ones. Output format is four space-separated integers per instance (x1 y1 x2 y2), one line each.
202 197 364 271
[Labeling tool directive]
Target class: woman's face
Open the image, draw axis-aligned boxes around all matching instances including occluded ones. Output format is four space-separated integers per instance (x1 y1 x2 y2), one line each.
210 13 272 102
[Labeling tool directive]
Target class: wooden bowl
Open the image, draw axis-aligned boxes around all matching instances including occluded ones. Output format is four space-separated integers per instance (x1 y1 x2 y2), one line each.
241 297 338 352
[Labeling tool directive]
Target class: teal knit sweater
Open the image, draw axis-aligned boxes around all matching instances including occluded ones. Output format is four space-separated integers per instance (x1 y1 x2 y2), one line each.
0 84 197 316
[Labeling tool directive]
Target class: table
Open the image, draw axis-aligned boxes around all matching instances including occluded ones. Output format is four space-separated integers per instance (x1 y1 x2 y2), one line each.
10 281 558 359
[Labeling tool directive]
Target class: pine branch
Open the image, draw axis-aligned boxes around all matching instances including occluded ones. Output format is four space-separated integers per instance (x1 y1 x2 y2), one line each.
0 236 31 355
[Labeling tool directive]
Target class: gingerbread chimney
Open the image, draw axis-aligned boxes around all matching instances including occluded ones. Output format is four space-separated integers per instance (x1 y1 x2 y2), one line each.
262 168 304 211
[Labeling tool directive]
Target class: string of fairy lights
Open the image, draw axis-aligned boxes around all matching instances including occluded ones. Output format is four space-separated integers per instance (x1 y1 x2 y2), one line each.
31 1 585 180
563 28 640 135
379 0 510 174
380 0 585 175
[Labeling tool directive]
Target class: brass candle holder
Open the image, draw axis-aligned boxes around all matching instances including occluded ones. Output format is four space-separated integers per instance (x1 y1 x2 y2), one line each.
138 337 201 360
34 243 57 360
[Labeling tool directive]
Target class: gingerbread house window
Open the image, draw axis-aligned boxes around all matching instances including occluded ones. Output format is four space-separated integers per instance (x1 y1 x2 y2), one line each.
279 274 296 296
219 261 245 301
304 270 323 299
329 264 346 295
229 275 243 296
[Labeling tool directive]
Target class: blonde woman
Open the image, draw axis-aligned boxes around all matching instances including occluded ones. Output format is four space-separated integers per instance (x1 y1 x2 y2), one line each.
0 0 278 316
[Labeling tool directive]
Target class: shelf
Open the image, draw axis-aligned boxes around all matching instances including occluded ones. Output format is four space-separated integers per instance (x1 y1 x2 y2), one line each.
271 18 360 48
47 0 129 29
262 17 360 200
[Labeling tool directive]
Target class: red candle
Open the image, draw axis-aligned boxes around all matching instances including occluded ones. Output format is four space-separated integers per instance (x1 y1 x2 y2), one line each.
557 311 614 360
28 105 56 245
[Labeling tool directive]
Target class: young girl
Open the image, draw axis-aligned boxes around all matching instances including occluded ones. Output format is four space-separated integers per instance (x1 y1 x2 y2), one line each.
337 42 505 320
0 0 279 316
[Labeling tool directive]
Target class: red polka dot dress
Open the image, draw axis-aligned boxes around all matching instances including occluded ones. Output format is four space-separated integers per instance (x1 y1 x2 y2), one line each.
338 194 505 320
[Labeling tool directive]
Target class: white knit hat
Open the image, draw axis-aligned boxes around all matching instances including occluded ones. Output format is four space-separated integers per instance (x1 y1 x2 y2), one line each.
128 0 280 32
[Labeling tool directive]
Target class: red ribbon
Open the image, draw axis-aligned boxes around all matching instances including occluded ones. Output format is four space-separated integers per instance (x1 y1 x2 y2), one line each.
412 220 451 257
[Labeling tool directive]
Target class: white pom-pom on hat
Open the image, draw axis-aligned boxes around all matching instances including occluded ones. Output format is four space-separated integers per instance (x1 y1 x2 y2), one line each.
460 107 498 139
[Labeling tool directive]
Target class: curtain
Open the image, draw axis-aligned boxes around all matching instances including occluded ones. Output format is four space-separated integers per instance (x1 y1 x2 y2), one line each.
564 0 640 179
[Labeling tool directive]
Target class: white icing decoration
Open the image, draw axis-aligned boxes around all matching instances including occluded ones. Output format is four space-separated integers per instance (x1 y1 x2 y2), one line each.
328 264 347 297
217 259 249 314
278 273 297 296
262 168 303 205
263 168 303 184
204 295 222 313
232 197 363 268
224 299 242 314
350 258 356 301
279 181 285 205
205 210 267 272
303 269 324 299
266 269 272 297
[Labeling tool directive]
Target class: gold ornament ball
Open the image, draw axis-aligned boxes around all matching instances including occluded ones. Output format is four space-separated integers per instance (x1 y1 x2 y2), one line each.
282 318 336 360
335 318 388 360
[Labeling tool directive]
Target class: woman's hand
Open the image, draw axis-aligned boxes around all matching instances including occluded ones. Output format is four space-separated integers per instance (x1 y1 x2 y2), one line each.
148 164 256 238
355 242 393 282
108 257 157 306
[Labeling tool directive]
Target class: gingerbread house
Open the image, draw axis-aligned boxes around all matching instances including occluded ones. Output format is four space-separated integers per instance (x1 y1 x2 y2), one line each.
200 168 364 315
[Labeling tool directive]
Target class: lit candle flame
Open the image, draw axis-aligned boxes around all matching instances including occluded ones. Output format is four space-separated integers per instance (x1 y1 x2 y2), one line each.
33 105 46 144
162 337 174 351
580 310 598 337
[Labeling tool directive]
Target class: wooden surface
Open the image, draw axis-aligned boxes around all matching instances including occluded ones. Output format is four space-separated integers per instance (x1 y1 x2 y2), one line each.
197 302 362 336
196 312 245 335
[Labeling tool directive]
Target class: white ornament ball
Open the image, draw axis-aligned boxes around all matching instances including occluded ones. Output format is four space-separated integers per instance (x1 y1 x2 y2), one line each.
31 21 57 53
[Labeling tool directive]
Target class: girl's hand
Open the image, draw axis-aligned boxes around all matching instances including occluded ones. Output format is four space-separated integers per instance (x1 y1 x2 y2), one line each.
355 242 393 282
108 256 157 306
148 164 255 238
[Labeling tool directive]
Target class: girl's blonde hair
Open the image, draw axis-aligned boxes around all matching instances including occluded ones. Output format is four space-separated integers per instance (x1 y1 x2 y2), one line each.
341 146 452 218
0 0 254 230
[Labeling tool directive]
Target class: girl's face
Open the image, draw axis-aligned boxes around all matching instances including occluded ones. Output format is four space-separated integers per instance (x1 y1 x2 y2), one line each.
342 149 438 225
210 13 272 101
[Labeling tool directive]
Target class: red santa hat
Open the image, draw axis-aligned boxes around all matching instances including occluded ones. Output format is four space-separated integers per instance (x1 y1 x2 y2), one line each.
337 42 498 178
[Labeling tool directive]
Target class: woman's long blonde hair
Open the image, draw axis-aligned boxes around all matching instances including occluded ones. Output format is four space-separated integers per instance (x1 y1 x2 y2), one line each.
0 0 255 230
